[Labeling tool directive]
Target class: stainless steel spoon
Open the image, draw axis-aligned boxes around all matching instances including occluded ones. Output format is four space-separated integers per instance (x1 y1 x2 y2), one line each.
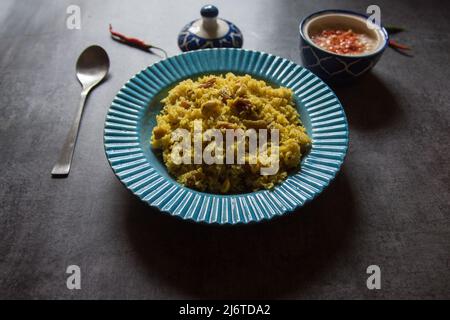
51 45 110 177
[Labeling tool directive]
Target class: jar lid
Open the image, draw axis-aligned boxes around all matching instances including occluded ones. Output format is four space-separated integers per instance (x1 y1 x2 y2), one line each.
178 5 244 52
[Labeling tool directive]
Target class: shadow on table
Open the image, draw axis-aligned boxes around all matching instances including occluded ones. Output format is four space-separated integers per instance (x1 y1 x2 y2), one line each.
330 72 402 131
123 169 357 299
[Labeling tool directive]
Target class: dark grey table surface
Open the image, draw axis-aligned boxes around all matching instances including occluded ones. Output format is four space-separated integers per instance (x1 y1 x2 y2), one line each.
0 0 449 300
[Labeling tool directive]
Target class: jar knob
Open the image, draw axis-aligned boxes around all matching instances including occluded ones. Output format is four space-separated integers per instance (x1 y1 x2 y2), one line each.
200 4 219 18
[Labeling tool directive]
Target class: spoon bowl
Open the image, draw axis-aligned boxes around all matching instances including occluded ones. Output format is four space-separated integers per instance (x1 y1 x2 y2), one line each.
76 45 110 90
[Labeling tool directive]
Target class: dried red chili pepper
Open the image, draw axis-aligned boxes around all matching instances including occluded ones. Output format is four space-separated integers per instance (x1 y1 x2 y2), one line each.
385 26 412 53
388 39 411 51
109 24 168 58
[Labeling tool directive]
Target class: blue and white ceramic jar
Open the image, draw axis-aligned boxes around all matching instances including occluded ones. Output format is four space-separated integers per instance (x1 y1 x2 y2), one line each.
178 5 244 52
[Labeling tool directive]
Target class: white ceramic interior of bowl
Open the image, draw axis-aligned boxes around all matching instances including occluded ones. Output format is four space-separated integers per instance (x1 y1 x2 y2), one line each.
303 13 386 57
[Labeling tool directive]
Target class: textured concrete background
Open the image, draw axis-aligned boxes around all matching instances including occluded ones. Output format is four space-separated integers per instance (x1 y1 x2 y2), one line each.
0 0 449 299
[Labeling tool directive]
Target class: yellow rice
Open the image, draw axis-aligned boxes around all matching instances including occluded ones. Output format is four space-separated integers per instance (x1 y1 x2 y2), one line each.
151 73 311 194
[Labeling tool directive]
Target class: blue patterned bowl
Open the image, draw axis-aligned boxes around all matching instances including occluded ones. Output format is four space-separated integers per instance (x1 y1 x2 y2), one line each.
299 9 389 83
104 48 348 224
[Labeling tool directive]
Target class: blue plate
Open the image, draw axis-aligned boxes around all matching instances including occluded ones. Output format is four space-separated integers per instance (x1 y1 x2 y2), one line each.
104 48 348 224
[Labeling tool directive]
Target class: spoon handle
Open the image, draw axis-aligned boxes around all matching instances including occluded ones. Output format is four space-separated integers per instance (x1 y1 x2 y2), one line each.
51 89 89 177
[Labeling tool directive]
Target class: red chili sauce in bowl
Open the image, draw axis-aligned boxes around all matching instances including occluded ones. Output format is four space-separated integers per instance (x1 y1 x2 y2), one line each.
311 29 376 55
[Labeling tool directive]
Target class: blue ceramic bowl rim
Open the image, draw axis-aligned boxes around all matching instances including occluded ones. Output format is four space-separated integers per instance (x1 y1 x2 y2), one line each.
299 9 389 59
103 48 349 225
